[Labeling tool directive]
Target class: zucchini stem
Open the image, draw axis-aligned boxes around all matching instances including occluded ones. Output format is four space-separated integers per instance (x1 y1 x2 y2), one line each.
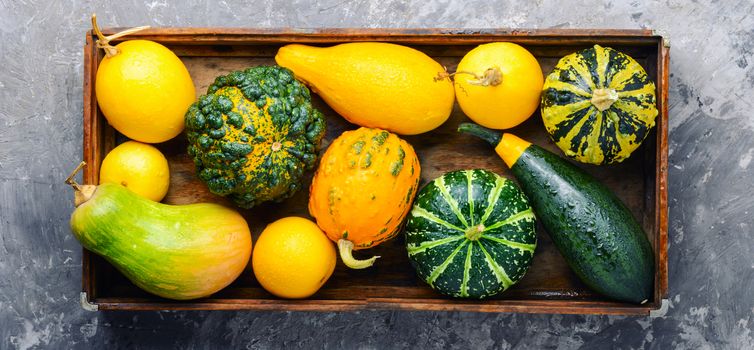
337 239 379 269
91 13 150 58
457 123 502 146
459 123 531 168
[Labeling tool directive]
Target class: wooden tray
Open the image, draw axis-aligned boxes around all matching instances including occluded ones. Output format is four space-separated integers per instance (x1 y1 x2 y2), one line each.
80 28 669 315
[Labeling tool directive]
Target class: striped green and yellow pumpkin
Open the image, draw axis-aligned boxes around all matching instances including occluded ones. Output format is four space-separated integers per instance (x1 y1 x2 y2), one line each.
541 45 658 165
404 169 536 298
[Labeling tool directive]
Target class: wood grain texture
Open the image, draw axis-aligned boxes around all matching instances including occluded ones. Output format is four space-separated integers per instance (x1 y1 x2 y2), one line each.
80 29 668 315
81 33 97 301
654 43 670 306
97 27 659 45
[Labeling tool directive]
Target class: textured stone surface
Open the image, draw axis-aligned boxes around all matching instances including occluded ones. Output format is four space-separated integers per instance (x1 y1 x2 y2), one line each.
1 0 753 349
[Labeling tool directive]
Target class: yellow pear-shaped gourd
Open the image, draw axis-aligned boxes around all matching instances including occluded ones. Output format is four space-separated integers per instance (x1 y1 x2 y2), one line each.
276 43 454 135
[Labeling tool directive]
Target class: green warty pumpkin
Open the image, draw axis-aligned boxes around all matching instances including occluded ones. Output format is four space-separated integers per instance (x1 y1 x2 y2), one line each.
185 66 326 208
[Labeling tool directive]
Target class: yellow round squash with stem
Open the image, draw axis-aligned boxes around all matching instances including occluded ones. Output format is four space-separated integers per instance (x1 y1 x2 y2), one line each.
450 42 543 130
309 128 421 269
92 14 196 143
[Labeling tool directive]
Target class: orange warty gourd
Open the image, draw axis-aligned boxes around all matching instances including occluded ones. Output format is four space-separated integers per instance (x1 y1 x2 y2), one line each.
309 128 421 269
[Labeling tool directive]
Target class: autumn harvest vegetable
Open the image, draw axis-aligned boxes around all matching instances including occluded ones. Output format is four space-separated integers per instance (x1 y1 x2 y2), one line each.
98 141 170 202
541 45 658 164
92 15 195 143
458 123 654 303
252 217 336 299
275 42 455 135
185 66 326 209
447 42 543 130
404 169 537 298
66 163 252 300
309 128 421 269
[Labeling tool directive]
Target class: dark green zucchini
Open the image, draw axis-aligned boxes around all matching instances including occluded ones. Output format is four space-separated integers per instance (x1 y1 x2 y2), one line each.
458 122 654 304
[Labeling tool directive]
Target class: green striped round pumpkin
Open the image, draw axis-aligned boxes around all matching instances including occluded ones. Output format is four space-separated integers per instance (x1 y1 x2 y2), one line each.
541 44 658 165
404 169 536 299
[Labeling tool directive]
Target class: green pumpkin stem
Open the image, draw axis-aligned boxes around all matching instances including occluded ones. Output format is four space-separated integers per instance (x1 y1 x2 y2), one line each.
464 224 485 241
337 239 379 269
91 13 150 58
457 123 502 146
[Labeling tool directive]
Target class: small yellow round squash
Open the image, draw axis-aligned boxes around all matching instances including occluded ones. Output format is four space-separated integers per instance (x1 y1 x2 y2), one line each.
309 128 421 269
454 42 543 130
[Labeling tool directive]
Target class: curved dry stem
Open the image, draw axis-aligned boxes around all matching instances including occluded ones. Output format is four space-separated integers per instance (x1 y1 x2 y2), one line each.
65 161 96 207
65 161 87 192
465 67 503 86
434 66 452 82
337 239 379 269
436 68 503 87
91 13 150 58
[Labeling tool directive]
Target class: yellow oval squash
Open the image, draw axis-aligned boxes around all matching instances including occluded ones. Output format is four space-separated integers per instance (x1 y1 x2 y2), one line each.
275 43 455 135
309 128 421 269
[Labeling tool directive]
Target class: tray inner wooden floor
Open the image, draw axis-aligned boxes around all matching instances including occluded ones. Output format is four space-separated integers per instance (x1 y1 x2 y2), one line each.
91 43 659 304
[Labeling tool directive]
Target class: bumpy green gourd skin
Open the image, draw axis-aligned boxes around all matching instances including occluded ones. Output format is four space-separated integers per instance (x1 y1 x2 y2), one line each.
541 45 658 165
69 183 252 300
404 169 537 299
511 145 654 303
186 66 326 208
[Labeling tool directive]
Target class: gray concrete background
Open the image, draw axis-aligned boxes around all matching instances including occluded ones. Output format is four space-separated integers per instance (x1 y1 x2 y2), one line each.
1 0 753 349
